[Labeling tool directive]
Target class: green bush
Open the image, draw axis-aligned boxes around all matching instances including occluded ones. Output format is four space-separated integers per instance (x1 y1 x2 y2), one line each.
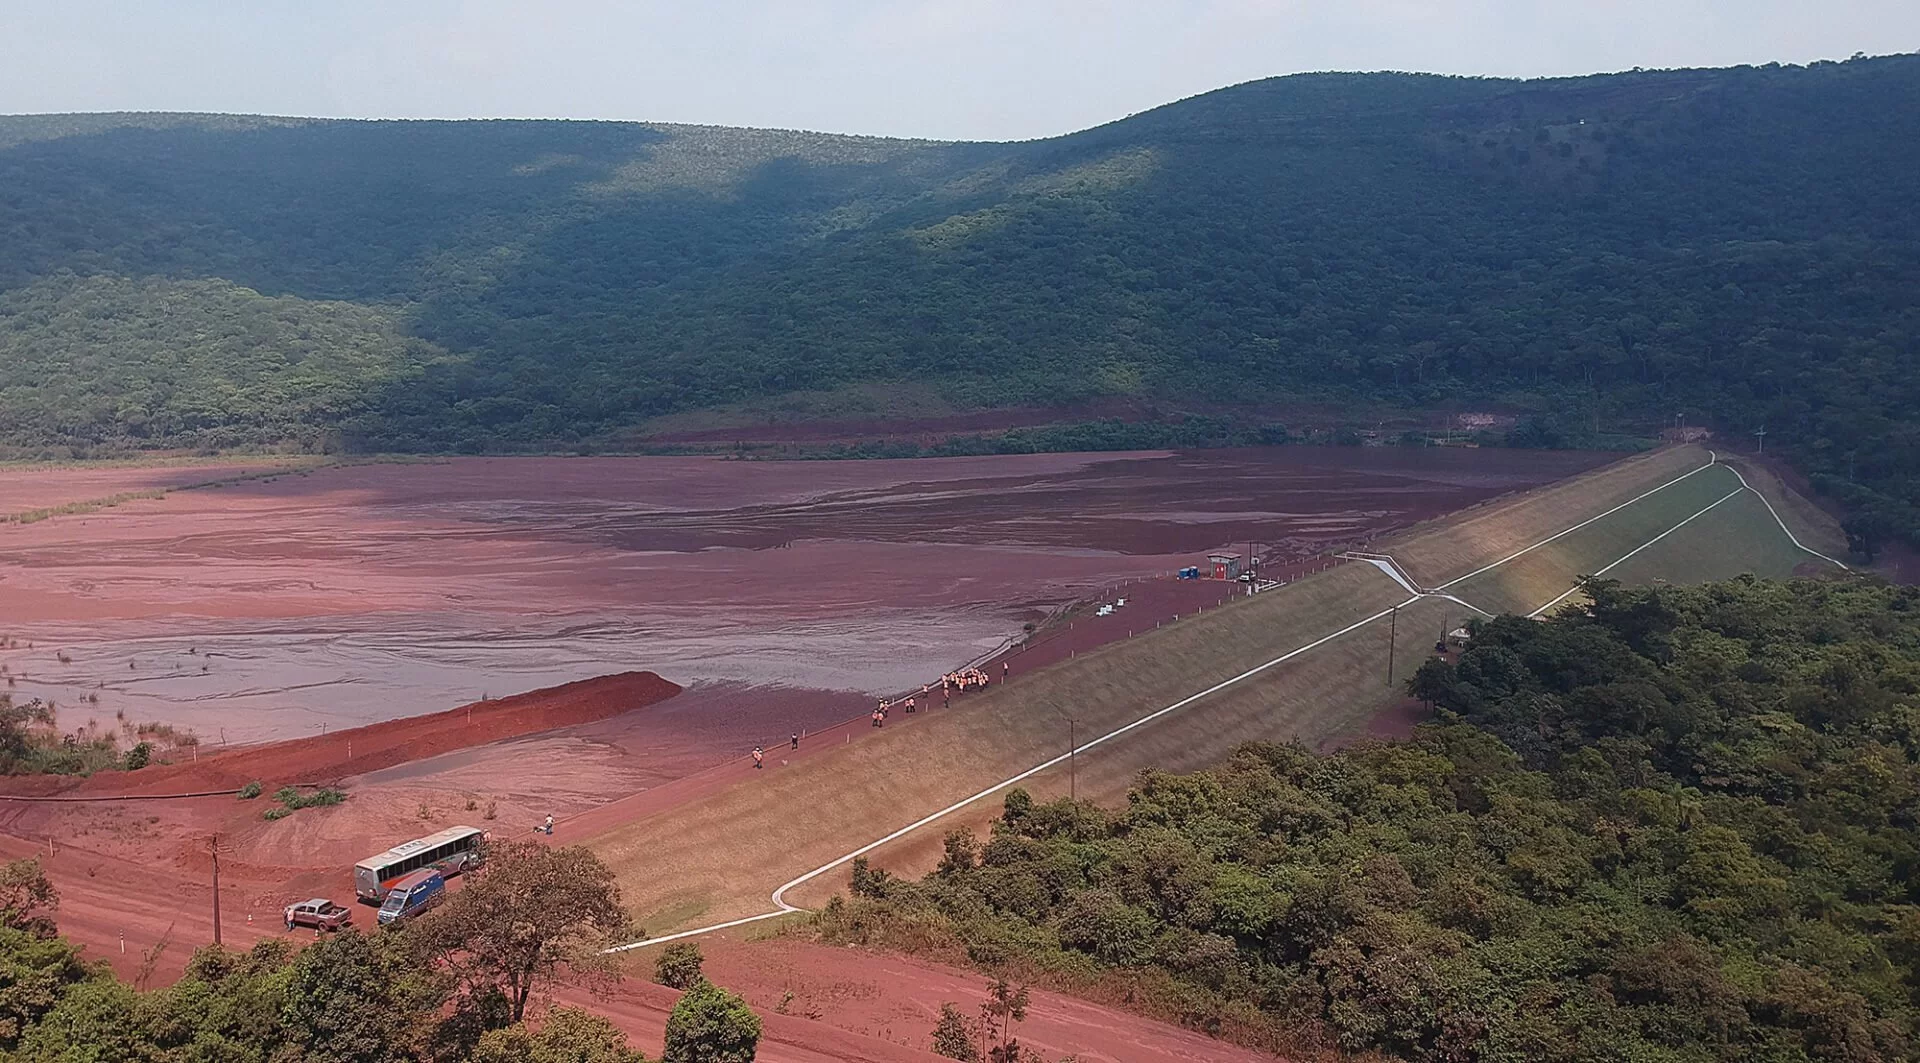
263 807 290 821
237 781 262 800
653 942 704 990
265 785 348 815
661 980 760 1063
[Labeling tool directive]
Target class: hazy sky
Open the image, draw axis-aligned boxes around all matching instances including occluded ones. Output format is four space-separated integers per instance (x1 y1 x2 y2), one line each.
2 1 1914 141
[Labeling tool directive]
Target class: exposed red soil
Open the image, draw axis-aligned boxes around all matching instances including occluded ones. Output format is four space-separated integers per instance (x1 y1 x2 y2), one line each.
0 672 681 798
577 935 1283 1063
0 460 294 515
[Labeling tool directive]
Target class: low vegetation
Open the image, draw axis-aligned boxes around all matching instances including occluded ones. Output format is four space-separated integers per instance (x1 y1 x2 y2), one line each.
263 785 347 821
0 843 762 1061
818 576 1920 1062
659 980 761 1063
0 695 197 776
652 942 705 990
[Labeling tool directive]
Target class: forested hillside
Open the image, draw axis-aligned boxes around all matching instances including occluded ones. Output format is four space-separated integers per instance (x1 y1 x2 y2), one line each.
823 576 1920 1062
2 57 1918 541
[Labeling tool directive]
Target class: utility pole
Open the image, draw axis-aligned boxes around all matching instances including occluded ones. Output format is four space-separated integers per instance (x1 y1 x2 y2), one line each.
1386 605 1399 687
1754 427 1767 455
207 834 225 946
1068 718 1076 801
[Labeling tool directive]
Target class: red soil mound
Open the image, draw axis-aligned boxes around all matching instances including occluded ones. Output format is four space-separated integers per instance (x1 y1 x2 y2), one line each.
2 672 682 798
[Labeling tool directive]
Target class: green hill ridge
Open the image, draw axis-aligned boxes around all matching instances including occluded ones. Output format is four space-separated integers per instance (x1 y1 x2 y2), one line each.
2 56 1918 545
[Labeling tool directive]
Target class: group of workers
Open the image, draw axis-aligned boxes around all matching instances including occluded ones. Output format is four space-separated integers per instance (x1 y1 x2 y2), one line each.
944 665 999 693
755 658 1014 764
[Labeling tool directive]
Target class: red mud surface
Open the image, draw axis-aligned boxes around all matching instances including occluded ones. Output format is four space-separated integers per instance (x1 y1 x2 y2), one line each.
1 448 1604 744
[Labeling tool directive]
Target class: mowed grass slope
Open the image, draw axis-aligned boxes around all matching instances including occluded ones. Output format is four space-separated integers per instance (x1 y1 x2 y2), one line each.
1602 487 1830 589
582 444 1846 939
1388 444 1715 589
587 562 1409 933
1442 461 1747 616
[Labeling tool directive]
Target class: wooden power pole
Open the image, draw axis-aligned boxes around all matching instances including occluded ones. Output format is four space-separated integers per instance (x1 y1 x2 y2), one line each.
207 834 227 946
1386 605 1400 687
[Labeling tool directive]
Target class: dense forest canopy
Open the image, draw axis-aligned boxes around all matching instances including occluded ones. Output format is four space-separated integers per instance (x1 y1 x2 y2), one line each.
824 576 1920 1062
2 56 1918 538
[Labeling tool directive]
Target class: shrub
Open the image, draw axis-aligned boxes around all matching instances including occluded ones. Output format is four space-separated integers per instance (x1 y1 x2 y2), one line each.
236 780 262 800
121 742 151 771
263 807 290 821
661 980 760 1063
653 942 705 990
930 1002 980 1061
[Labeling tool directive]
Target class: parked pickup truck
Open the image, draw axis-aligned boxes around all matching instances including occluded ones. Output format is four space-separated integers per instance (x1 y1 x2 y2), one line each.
284 898 354 931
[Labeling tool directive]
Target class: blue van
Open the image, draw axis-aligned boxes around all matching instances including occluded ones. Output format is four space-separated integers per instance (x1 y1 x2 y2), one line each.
376 868 446 926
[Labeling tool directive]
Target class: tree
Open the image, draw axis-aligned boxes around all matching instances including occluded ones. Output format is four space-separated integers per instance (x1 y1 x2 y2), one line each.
1843 508 1901 562
14 975 150 1061
1405 657 1457 711
979 979 1030 1063
418 841 628 1023
930 1002 981 1061
0 859 58 937
0 926 99 1051
937 828 980 876
660 980 761 1063
653 943 704 990
472 1007 650 1063
848 856 894 899
281 928 446 1063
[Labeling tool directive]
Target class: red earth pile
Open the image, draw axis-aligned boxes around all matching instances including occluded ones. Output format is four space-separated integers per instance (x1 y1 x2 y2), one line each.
1 672 682 799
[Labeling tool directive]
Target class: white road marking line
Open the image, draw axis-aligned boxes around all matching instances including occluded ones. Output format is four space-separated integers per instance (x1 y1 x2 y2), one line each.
1433 453 1718 590
1719 464 1849 570
1527 486 1746 617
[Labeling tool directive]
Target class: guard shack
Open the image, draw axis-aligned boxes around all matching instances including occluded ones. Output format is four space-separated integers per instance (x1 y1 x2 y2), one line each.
1207 553 1243 581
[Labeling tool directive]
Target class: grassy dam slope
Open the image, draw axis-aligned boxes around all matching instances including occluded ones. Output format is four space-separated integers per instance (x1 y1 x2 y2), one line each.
580 445 1848 940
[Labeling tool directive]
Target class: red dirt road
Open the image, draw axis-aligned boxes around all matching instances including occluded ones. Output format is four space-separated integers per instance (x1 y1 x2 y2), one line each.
568 936 1283 1063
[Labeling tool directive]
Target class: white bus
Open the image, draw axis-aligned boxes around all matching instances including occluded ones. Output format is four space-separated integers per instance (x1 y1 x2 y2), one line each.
354 825 486 903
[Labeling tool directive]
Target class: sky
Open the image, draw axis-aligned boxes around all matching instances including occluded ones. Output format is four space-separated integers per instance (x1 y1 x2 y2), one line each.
1 1 1915 141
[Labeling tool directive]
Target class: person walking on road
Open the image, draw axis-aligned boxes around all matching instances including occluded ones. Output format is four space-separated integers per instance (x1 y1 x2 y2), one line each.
871 708 884 728
752 746 764 769
791 732 800 751
543 813 554 836
906 695 916 714
1003 661 1010 683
